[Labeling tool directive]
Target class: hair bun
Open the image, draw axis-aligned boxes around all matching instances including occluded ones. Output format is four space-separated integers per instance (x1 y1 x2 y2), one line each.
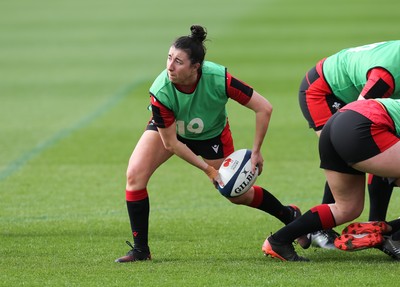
190 25 207 42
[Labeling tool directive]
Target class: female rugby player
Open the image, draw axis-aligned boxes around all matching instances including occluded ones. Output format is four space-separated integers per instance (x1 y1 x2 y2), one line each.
263 98 400 261
115 25 306 262
298 41 400 249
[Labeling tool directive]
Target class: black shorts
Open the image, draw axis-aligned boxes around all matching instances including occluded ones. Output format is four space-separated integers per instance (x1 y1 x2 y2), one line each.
146 119 234 160
319 110 381 175
298 63 346 131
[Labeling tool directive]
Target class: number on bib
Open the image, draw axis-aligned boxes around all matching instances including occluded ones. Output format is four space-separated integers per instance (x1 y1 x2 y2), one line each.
176 118 204 135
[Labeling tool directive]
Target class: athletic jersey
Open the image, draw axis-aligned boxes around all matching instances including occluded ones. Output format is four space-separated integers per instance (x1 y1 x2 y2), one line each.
323 41 400 103
149 61 252 140
376 98 400 136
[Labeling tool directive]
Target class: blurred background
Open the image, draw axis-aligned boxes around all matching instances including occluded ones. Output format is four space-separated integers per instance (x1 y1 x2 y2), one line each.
1 0 399 285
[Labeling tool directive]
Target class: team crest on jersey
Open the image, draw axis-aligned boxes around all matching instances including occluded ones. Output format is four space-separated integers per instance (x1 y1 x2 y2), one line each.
332 102 341 110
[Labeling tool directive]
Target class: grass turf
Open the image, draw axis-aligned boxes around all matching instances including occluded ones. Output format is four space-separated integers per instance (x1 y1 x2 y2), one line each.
1 0 400 286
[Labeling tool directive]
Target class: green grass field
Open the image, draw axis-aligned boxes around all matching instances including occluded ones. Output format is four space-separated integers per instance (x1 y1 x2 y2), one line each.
1 0 400 286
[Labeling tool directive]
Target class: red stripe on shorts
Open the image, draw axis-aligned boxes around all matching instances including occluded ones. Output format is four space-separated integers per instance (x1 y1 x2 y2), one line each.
344 100 399 152
306 60 334 129
221 120 235 158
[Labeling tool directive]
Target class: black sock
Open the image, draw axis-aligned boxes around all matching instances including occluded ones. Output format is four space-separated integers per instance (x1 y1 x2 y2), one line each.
253 187 293 224
368 175 393 221
319 183 335 233
387 218 400 235
273 209 324 243
392 230 400 241
322 181 335 204
126 197 150 249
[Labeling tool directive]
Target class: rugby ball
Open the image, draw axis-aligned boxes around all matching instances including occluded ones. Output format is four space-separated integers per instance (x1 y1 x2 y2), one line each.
217 149 258 198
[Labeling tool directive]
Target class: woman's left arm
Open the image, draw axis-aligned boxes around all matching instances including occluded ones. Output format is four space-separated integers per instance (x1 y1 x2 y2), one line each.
244 91 273 175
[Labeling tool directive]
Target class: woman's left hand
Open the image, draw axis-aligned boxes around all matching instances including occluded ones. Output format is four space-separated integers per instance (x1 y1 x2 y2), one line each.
251 150 264 175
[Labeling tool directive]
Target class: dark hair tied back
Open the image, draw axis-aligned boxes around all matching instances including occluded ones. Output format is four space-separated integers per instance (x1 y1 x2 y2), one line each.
190 25 207 43
173 25 207 66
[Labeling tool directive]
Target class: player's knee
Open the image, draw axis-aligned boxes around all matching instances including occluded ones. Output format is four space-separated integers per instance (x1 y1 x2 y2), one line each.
226 190 253 205
351 205 364 219
338 204 364 222
126 171 136 186
227 197 242 205
126 164 144 187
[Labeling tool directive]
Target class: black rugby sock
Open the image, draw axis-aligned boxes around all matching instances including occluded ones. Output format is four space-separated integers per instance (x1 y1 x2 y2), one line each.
272 210 323 243
251 186 293 224
368 175 393 221
322 181 335 204
126 197 150 249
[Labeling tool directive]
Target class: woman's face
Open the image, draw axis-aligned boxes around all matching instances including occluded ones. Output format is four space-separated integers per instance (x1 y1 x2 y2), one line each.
166 46 200 85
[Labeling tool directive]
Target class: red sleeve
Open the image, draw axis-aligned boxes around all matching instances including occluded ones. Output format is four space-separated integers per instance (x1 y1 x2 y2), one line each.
150 95 175 128
226 72 253 105
360 68 394 99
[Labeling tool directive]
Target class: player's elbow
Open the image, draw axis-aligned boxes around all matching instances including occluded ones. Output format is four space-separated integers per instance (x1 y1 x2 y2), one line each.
264 101 273 115
260 101 273 118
